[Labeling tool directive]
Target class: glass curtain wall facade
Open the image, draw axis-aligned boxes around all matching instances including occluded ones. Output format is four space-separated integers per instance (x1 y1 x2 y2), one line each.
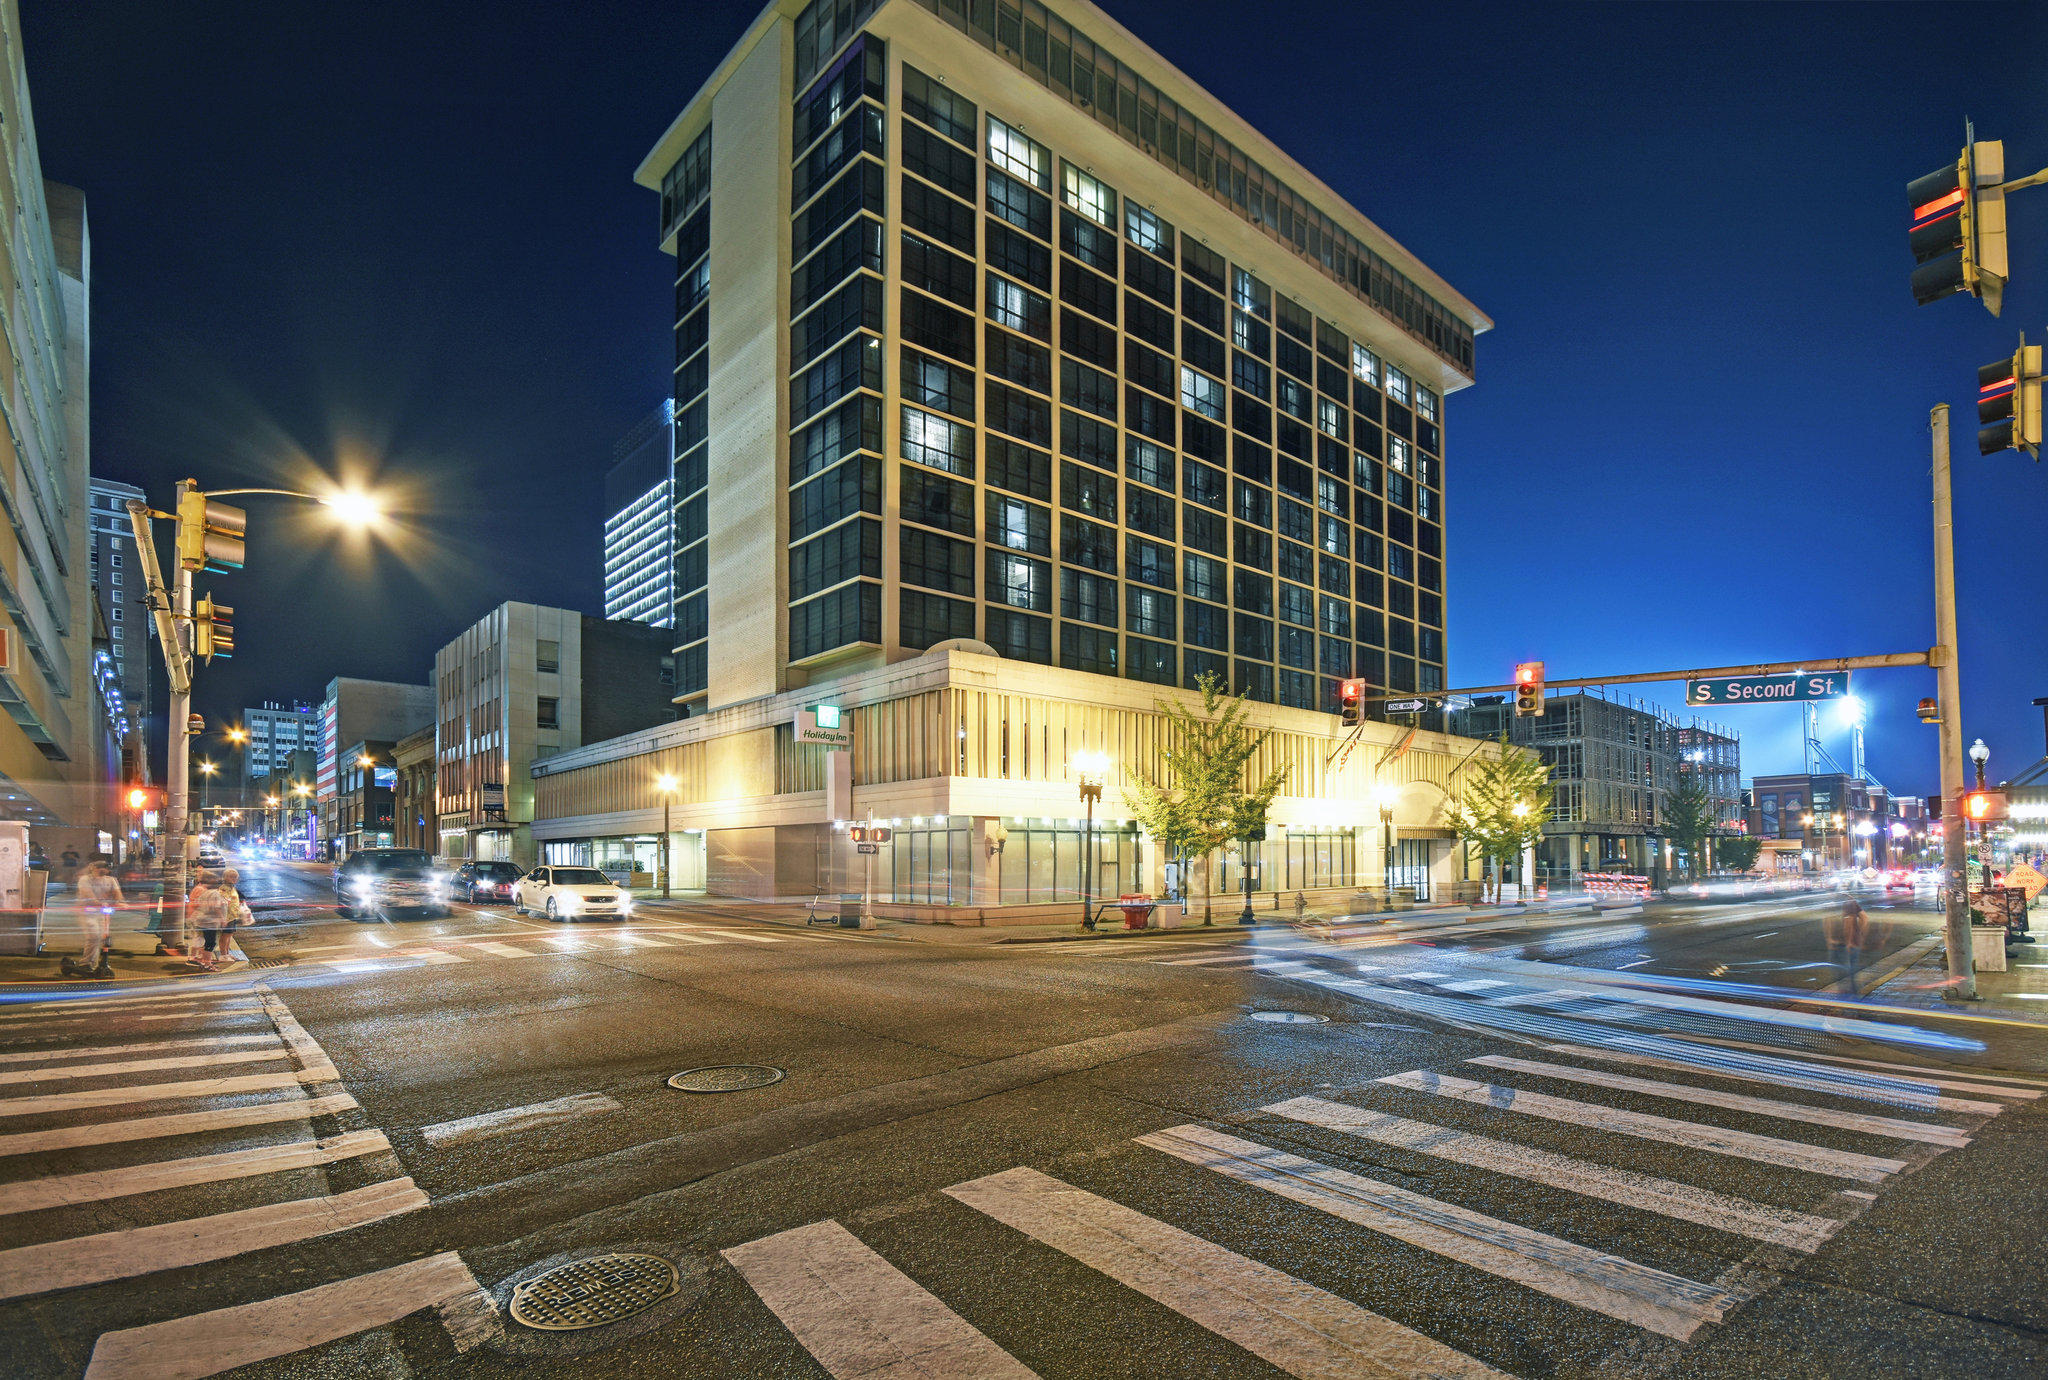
669 128 713 709
781 24 1448 702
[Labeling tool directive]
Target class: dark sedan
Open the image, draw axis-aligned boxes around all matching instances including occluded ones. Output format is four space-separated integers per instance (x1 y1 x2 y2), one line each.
453 860 523 904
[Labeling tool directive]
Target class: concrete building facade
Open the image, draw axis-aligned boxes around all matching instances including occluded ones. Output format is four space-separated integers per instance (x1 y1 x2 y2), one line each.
241 700 320 795
391 725 437 854
315 678 434 858
529 0 1494 911
0 10 105 854
433 603 677 867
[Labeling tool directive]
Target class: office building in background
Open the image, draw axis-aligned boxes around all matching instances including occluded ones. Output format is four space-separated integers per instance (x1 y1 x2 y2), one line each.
602 399 679 629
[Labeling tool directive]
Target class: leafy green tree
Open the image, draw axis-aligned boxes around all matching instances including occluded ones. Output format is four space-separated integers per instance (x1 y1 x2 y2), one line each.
1450 738 1554 902
1124 672 1289 924
1717 835 1763 873
1662 773 1720 880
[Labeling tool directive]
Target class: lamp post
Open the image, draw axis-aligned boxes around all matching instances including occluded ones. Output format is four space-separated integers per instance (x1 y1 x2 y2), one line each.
1512 801 1530 900
1969 738 1991 873
1373 784 1396 901
265 795 280 847
292 782 311 860
1074 750 1109 929
197 760 217 815
655 773 679 899
123 480 385 906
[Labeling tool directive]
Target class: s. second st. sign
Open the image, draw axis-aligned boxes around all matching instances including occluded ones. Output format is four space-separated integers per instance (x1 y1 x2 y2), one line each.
1685 672 1851 706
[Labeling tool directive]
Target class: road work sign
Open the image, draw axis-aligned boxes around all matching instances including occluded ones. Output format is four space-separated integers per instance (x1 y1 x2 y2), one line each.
1686 672 1851 706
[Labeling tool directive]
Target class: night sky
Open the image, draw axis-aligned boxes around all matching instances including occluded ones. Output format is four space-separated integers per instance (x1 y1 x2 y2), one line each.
20 0 2047 794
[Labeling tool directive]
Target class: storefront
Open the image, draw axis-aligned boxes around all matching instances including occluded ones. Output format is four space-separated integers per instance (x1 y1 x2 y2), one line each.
529 649 1498 920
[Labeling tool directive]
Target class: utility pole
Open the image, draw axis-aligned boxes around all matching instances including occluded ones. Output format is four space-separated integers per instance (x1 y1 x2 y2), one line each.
1931 404 1978 1001
125 489 195 920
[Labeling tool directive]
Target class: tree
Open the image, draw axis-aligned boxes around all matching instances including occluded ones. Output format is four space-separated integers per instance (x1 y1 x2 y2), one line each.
1449 738 1554 903
1124 672 1290 924
1662 773 1720 880
1717 835 1763 873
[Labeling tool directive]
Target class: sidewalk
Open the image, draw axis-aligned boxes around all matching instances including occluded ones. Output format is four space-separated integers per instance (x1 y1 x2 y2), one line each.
1867 940 2048 1025
0 906 251 986
626 892 1614 947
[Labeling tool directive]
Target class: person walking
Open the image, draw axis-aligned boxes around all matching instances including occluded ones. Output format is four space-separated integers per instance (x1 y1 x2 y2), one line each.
1825 895 1872 989
177 871 217 967
210 868 251 968
59 858 121 979
188 871 232 971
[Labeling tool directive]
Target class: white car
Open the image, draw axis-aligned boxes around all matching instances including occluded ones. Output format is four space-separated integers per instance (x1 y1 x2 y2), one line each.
511 865 633 921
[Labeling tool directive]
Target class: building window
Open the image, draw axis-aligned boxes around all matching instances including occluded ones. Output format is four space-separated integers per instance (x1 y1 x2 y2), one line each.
1060 163 1115 227
902 406 976 476
1351 344 1380 387
1180 367 1224 419
1125 203 1171 256
536 697 560 730
536 640 559 673
987 117 1049 188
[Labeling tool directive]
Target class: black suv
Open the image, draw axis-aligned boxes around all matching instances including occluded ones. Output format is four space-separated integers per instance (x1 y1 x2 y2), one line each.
334 849 450 919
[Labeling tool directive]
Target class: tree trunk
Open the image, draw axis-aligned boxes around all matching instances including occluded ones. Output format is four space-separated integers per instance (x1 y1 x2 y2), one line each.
1201 849 1214 925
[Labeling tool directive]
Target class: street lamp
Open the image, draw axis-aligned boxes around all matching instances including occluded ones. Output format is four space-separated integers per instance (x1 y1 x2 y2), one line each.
654 773 679 899
1373 784 1397 901
1073 750 1110 930
197 759 217 813
122 477 388 901
1970 738 1990 791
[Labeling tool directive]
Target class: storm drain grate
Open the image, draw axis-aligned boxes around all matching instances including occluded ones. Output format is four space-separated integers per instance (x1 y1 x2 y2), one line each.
1248 1010 1328 1024
508 1252 680 1331
668 1064 785 1093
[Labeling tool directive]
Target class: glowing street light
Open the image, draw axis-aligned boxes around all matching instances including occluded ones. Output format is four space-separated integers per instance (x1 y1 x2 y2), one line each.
655 773 680 899
319 488 385 528
1073 751 1110 930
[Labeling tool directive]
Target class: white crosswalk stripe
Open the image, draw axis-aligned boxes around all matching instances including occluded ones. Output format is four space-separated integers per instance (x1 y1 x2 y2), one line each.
1138 1123 1734 1340
1378 1069 1909 1181
1529 1040 2008 1114
0 983 479 1378
1263 1095 1846 1253
1464 1055 1976 1148
725 1220 1040 1379
945 1166 1510 1378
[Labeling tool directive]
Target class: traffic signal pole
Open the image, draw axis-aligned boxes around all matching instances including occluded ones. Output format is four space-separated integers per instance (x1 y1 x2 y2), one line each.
1930 405 1978 1001
125 487 196 919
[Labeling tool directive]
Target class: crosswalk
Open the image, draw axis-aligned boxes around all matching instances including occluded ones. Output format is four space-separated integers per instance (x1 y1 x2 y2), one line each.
0 981 497 1378
291 919 873 975
718 1013 2042 1375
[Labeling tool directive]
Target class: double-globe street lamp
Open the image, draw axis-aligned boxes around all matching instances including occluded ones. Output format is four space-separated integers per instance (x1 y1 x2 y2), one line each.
1074 750 1110 930
1372 784 1397 900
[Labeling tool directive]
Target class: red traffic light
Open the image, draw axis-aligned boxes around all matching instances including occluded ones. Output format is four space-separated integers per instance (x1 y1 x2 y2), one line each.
1515 662 1542 686
1339 678 1364 703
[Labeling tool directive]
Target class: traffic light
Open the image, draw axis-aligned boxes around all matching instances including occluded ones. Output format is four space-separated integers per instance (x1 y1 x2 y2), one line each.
1978 341 2043 458
1339 678 1365 727
176 488 246 572
1513 661 1545 717
1908 137 2008 314
194 595 234 662
125 784 162 812
1926 793 1942 822
1963 789 2008 823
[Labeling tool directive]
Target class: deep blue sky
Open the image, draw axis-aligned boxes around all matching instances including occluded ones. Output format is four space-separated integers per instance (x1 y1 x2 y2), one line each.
21 0 2047 794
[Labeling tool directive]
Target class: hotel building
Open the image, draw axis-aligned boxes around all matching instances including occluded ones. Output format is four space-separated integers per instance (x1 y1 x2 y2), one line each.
532 0 1495 911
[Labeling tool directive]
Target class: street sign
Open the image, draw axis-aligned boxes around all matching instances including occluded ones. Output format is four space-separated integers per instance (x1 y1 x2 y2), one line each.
1685 672 1851 706
1384 698 1429 714
795 703 853 748
855 842 879 854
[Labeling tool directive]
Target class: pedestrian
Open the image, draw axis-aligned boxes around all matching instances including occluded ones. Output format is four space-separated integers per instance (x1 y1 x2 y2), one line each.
1825 896 1872 988
174 871 215 965
189 871 233 971
59 858 121 980
1293 889 1308 921
212 868 251 966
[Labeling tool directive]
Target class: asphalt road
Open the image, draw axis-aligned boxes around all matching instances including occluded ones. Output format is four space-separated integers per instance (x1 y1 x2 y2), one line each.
2 867 2043 1379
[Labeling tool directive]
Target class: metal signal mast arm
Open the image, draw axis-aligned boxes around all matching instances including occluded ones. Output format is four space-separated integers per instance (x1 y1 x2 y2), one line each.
124 499 191 695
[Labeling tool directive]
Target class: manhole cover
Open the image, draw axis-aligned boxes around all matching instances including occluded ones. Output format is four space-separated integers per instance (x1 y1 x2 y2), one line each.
1248 1010 1328 1024
508 1252 679 1331
667 1064 785 1093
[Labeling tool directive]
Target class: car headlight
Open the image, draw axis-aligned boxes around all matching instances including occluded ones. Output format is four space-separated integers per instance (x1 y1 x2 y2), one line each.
348 878 374 895
558 894 580 914
617 893 633 912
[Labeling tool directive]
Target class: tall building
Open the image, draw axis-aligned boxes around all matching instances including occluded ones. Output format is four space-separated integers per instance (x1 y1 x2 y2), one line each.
315 678 435 859
1452 693 1740 882
241 700 321 792
0 5 103 852
86 479 148 759
603 399 679 628
525 0 1496 908
433 603 676 866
